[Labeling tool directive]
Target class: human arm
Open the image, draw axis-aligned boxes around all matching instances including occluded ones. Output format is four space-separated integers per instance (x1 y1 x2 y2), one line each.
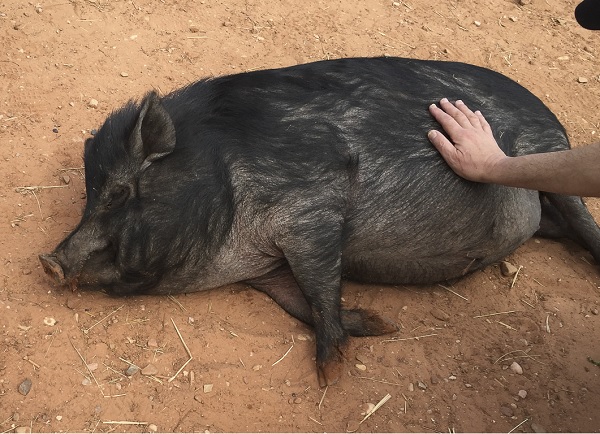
427 98 600 197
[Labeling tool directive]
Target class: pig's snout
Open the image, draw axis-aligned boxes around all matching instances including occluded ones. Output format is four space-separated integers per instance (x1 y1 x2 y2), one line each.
39 254 66 284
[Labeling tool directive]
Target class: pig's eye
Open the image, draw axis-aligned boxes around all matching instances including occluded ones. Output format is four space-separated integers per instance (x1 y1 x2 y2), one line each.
106 185 130 209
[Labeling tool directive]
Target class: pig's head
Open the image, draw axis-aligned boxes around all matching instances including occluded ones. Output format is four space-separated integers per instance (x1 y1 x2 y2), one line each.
39 91 234 296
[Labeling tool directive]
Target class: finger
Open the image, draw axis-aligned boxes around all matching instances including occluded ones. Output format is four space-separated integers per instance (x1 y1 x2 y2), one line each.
437 98 474 128
428 129 459 160
455 100 483 128
429 103 468 137
474 110 493 133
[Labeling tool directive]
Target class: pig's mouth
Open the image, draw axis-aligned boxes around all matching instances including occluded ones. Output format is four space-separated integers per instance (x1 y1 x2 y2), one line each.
39 251 161 296
39 253 81 291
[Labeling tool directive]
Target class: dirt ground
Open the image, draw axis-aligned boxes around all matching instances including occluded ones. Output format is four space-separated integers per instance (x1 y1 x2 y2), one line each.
1 0 599 432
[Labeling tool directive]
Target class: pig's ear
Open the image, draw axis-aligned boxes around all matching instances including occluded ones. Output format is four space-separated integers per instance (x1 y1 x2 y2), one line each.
131 91 176 171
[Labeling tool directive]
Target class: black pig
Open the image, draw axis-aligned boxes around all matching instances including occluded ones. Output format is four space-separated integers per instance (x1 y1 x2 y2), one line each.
40 57 600 386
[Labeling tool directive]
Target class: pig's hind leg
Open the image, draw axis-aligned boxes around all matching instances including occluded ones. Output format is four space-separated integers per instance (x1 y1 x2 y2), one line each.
246 264 398 337
246 262 397 387
538 193 600 263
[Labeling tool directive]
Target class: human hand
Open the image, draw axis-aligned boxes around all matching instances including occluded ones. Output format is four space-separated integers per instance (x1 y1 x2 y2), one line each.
428 98 508 183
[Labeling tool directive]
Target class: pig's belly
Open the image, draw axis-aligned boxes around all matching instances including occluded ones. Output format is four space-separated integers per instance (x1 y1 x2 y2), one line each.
342 188 541 285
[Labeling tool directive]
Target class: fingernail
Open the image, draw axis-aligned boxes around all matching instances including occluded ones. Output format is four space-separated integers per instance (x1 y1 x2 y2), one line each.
456 99 464 104
440 98 448 103
429 103 437 109
428 130 437 138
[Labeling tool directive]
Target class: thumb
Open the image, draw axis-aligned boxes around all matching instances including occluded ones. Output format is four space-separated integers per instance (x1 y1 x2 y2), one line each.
428 130 456 159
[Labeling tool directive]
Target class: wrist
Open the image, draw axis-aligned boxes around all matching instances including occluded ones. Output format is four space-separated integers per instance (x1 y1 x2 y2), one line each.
481 155 513 184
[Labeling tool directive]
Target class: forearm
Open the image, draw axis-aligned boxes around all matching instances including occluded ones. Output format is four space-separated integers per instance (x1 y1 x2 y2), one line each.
489 142 600 196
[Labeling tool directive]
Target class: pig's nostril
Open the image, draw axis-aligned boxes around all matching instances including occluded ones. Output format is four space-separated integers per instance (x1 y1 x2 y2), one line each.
39 254 65 284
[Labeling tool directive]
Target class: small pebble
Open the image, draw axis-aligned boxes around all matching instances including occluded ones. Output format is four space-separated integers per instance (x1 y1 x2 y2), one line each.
125 365 139 376
473 20 481 26
578 77 589 83
417 381 427 390
18 378 32 396
69 101 75 107
203 384 213 393
61 175 71 185
500 261 518 276
148 424 158 432
361 402 375 415
510 361 523 375
43 317 57 326
52 128 59 133
15 427 31 434
430 375 439 384
13 412 20 422
252 364 262 371
120 72 129 77
87 362 98 371
293 397 302 404
355 355 368 364
141 364 158 376
592 308 598 315
531 422 547 433
408 382 414 392
448 375 457 380
509 16 518 22
90 129 98 135
115 383 122 390
500 405 514 417
284 379 291 386
519 0 531 5
56 415 62 421
88 99 99 108
518 389 527 399
295 334 310 341
82 377 92 386
430 307 450 321
189 25 201 33
147 338 158 348
355 364 367 371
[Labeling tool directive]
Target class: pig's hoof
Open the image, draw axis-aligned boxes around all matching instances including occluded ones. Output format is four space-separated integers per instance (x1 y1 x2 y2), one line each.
39 254 65 284
341 308 399 337
317 358 343 388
